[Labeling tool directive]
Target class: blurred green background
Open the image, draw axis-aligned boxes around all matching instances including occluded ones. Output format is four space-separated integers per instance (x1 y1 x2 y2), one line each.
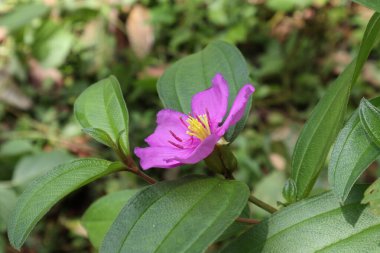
1 0 380 252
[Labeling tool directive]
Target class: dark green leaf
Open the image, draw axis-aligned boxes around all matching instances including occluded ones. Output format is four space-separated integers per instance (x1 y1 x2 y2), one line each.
82 189 138 248
157 40 252 141
329 97 380 201
8 158 117 249
359 98 380 147
101 176 249 253
12 150 74 187
74 76 130 154
0 3 49 32
290 12 380 200
353 0 380 13
362 179 380 215
222 185 380 253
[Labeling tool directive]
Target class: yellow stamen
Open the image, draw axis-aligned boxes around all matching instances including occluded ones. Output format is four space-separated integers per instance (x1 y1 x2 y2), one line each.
186 114 211 140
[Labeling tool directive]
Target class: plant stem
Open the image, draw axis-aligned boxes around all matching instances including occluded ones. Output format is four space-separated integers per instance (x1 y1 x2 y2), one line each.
248 195 277 214
235 217 260 225
119 153 157 185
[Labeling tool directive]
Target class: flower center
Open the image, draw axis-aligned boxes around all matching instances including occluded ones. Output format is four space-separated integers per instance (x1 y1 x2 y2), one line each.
185 114 211 140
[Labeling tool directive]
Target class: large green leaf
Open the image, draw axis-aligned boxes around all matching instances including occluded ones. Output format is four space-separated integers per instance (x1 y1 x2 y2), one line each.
328 97 380 202
82 189 138 248
74 76 130 154
7 158 119 249
362 178 380 215
0 187 17 232
100 176 249 253
12 150 74 188
0 3 49 32
222 185 380 253
353 0 380 13
157 40 252 141
290 12 380 200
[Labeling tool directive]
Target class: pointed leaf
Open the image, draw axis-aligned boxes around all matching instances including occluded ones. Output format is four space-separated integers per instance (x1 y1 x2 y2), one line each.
74 76 130 154
82 189 138 248
157 40 252 141
8 158 117 249
101 176 249 253
291 12 380 200
329 97 380 201
222 185 380 253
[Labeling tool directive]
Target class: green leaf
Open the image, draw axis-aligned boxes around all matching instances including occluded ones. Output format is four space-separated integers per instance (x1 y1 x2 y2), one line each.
157 40 252 141
12 150 74 187
290 12 380 200
32 21 74 68
0 187 17 232
82 189 138 248
362 178 380 215
82 128 116 148
74 76 130 154
359 98 380 147
100 176 249 253
329 97 380 201
7 158 118 249
353 0 380 13
0 3 49 32
222 185 380 253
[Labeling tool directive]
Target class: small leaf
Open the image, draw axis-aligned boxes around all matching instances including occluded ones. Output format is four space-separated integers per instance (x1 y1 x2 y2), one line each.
7 158 118 249
82 128 116 148
74 76 130 155
157 40 252 141
222 185 380 253
353 0 380 13
0 3 49 32
359 98 380 147
0 187 17 232
290 12 380 200
101 176 249 253
362 178 380 215
329 97 380 201
12 150 74 187
82 189 138 248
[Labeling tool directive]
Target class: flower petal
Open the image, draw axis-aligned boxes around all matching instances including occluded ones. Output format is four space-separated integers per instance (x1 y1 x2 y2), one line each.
145 109 189 147
134 146 192 170
219 84 255 135
173 134 220 164
191 73 229 126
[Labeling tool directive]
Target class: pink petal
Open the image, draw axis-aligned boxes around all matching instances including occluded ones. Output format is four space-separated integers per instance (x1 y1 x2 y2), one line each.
134 146 192 170
191 73 229 126
173 134 220 164
219 84 255 135
145 109 189 147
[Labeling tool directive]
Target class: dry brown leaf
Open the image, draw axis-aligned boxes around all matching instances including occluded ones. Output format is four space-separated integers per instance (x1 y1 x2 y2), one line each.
126 5 155 59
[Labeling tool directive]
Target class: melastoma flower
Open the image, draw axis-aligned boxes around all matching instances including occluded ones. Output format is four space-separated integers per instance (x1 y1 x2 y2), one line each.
135 73 255 170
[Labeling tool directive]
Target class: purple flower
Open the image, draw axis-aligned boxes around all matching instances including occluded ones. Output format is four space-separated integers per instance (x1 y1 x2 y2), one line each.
135 73 255 170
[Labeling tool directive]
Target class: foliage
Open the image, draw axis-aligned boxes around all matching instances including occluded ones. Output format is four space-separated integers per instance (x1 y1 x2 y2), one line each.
2 0 380 252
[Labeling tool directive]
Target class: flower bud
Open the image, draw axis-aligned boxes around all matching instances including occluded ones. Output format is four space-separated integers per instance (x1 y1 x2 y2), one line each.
282 178 297 203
